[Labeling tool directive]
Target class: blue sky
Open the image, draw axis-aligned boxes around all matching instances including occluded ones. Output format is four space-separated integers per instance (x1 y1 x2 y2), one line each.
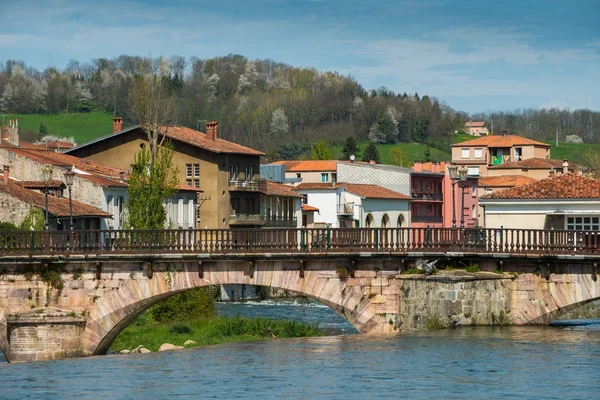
1 0 598 113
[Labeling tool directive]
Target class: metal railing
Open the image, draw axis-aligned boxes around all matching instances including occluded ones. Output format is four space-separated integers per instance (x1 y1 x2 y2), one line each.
1 228 600 257
411 193 443 201
228 180 267 192
412 215 443 223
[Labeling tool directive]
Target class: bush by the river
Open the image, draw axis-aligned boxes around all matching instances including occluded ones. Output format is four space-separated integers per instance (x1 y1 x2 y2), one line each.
110 313 323 353
149 287 215 323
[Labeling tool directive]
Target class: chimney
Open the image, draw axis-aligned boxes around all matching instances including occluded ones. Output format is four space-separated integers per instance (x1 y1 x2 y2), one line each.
413 161 422 173
432 162 440 173
7 119 19 147
562 160 569 174
119 171 125 183
205 120 218 141
3 165 9 184
113 117 124 133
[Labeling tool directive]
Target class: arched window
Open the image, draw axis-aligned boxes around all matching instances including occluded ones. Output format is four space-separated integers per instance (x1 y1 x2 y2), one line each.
381 214 390 228
365 213 374 228
397 214 405 228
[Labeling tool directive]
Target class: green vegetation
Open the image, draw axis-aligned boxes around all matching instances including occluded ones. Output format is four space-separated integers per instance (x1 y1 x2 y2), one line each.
3 112 114 144
150 287 215 324
403 267 422 275
465 264 480 273
491 310 511 326
311 140 333 160
333 140 451 165
110 313 323 352
426 314 444 330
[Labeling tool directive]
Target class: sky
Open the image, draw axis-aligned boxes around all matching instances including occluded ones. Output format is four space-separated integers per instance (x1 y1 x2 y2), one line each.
0 0 598 113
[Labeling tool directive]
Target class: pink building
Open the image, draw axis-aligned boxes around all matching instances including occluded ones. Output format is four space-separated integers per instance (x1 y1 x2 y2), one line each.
412 162 479 228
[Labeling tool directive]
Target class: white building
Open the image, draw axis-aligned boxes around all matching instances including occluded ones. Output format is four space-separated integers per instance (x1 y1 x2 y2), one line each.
336 162 411 196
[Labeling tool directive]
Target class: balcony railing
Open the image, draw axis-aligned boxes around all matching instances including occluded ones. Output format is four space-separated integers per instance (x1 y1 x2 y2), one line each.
411 215 443 223
411 193 443 201
337 203 354 215
265 216 298 228
2 228 600 256
229 213 267 225
228 180 267 192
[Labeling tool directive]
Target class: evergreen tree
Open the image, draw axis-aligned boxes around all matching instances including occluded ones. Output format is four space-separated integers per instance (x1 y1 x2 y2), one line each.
311 140 332 160
362 142 381 164
39 121 48 135
341 136 360 160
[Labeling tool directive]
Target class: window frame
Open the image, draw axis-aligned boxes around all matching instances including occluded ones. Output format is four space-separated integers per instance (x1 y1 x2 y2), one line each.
461 148 470 159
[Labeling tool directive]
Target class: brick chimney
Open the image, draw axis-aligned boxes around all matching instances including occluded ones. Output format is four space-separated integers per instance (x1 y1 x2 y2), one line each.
413 161 422 173
432 162 440 173
3 165 9 184
205 121 218 141
7 119 20 147
562 160 569 174
113 117 124 133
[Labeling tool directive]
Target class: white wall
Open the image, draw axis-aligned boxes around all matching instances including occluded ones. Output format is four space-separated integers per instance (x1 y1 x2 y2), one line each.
360 198 411 228
296 189 340 227
337 163 411 196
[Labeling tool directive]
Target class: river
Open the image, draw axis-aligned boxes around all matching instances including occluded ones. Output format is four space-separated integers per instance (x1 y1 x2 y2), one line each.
1 299 599 399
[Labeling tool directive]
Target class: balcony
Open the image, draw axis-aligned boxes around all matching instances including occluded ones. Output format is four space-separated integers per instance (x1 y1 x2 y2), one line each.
228 179 267 193
229 213 297 227
411 193 443 201
337 203 354 216
265 216 298 228
411 215 443 223
490 155 510 166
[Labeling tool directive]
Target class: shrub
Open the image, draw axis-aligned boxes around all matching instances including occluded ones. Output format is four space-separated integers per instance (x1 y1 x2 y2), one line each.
335 267 349 281
150 287 215 324
466 264 480 273
169 322 193 335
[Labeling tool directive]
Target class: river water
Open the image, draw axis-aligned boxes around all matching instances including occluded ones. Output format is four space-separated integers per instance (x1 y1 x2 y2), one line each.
1 299 599 399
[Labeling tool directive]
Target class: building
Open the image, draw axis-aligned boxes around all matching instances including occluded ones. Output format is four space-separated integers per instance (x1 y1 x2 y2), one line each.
479 174 600 230
0 166 110 230
451 134 550 177
336 162 411 196
66 119 274 229
486 158 580 180
261 181 302 228
464 121 489 136
294 182 411 228
477 175 537 196
270 160 338 185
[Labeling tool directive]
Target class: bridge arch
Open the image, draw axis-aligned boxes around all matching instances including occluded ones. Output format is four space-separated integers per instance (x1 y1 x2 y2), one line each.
83 260 391 356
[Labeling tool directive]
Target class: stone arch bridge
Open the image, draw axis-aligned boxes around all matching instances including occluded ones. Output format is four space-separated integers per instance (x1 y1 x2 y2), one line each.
0 227 599 363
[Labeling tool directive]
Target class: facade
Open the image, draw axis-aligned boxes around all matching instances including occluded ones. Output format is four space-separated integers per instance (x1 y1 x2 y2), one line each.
336 162 411 196
479 174 600 230
451 135 550 177
486 158 580 180
261 181 302 228
270 160 338 185
294 183 343 228
66 120 272 229
464 121 489 136
411 162 445 228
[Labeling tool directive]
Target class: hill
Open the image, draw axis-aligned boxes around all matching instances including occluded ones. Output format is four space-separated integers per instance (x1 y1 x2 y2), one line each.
3 112 115 144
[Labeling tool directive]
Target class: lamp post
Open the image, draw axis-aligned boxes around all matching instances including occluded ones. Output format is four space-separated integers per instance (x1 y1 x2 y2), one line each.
458 166 468 229
42 165 52 230
64 169 75 231
447 164 459 228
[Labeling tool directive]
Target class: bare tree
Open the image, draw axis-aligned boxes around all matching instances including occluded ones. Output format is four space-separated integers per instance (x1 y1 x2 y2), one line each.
128 57 177 166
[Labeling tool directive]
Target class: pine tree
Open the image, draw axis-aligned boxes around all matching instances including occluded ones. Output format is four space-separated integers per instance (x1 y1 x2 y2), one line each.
362 142 381 164
311 140 332 160
341 136 360 160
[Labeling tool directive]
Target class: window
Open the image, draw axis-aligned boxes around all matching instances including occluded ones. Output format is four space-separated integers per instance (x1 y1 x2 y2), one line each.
467 166 480 177
474 148 483 158
425 204 433 212
566 216 600 231
296 173 301 179
514 147 522 161
247 165 254 181
461 148 470 158
229 164 239 181
186 163 200 187
321 173 329 182
331 173 337 183
425 182 432 190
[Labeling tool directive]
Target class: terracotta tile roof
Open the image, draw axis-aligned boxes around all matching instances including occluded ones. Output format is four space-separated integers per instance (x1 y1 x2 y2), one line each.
480 174 600 200
452 135 550 148
478 175 537 188
295 182 343 190
0 145 129 187
301 204 319 212
265 181 303 198
17 180 66 189
488 158 579 170
344 184 411 200
0 181 111 217
40 141 76 150
465 121 486 127
413 162 449 174
160 126 264 156
272 160 338 172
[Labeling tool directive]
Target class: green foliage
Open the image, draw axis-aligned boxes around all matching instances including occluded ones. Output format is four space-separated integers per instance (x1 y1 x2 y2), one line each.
126 141 179 229
335 267 349 281
466 264 480 273
311 140 332 160
277 142 310 160
149 287 215 324
169 322 193 335
426 314 444 330
491 310 511 326
38 121 48 135
0 222 19 231
389 144 407 167
341 136 360 160
362 142 381 163
20 207 45 231
403 267 422 275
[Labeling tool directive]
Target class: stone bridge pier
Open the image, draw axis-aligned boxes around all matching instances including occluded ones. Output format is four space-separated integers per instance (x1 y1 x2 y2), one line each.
0 256 598 363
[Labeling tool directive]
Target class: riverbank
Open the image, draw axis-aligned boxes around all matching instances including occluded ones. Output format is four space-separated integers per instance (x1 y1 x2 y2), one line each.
109 313 323 353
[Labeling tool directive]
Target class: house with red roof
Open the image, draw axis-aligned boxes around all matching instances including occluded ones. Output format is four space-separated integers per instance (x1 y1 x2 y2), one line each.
479 174 600 230
464 121 489 136
271 160 339 185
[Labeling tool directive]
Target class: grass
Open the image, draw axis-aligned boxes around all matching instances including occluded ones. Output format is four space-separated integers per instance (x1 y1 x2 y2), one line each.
109 313 323 353
3 111 116 144
332 141 451 166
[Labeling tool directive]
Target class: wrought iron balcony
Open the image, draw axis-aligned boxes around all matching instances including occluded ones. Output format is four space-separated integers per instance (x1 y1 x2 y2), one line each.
229 213 267 225
411 193 443 201
228 179 267 193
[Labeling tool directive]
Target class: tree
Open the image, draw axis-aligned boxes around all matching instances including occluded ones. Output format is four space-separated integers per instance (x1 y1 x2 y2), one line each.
389 144 407 167
341 136 360 160
362 142 381 164
126 142 179 229
149 287 215 324
583 148 600 178
128 58 177 166
311 140 332 160
270 108 289 139
39 121 48 135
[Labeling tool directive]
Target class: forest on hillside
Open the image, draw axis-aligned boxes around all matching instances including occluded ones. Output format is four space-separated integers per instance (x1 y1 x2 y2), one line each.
1 55 598 160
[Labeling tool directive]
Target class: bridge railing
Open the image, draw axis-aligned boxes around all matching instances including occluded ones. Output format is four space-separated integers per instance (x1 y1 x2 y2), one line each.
0 227 599 256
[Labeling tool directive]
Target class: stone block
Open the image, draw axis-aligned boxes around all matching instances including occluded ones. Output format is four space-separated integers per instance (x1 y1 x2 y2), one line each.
354 270 377 278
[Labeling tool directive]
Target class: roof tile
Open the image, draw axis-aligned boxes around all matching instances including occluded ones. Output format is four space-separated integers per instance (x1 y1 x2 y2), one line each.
478 175 537 188
488 158 579 170
344 184 411 200
481 174 600 200
161 126 264 156
265 181 302 198
272 160 338 172
452 134 550 148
